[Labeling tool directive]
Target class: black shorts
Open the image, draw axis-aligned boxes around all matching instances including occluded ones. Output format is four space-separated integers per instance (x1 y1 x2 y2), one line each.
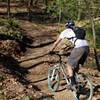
67 46 89 69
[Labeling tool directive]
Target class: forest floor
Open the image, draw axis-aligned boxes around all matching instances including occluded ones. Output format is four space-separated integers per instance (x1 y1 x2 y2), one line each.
0 19 100 100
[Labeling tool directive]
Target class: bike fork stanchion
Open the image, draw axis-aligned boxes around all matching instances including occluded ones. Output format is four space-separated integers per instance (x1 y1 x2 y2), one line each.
60 65 69 84
75 97 79 100
48 66 60 92
73 91 79 100
50 69 56 81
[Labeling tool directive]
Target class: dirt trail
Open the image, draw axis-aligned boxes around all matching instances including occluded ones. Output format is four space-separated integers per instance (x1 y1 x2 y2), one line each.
17 20 100 100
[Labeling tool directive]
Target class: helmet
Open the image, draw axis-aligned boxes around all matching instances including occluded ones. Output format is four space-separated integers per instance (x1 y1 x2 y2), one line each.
65 20 75 28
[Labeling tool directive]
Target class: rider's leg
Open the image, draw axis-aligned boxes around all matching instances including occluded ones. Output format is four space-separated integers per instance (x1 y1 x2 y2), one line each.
74 64 79 73
67 63 76 85
66 47 85 86
66 46 89 89
67 63 73 77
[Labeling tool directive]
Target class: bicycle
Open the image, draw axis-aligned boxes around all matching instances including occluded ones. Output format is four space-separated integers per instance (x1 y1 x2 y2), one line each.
47 51 93 100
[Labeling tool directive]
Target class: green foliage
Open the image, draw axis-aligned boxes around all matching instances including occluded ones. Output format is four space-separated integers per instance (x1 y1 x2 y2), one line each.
95 22 100 35
46 0 100 21
95 23 100 48
0 18 23 41
47 1 59 18
0 18 7 26
0 18 18 28
47 0 66 20
1 0 99 21
6 18 19 29
85 22 100 48
23 96 30 100
46 0 84 21
63 0 77 19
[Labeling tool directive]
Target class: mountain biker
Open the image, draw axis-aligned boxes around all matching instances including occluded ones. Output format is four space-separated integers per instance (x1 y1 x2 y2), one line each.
49 19 89 89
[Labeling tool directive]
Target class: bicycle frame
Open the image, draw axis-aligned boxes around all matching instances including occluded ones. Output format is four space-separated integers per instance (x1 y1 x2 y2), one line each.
48 51 93 100
59 62 70 85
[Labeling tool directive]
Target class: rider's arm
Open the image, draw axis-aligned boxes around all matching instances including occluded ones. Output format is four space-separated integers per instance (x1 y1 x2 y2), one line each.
50 36 62 51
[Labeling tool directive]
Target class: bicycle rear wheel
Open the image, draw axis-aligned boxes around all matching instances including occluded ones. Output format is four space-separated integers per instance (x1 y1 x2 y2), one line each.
48 64 60 92
75 73 93 100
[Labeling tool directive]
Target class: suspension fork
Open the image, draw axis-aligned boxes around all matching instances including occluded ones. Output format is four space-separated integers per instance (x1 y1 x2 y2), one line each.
60 63 70 85
50 65 60 81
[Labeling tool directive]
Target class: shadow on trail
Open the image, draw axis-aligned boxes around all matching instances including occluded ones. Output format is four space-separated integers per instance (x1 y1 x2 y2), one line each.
57 88 66 92
36 94 55 100
93 85 100 96
0 11 56 24
56 80 67 92
0 53 29 84
0 53 42 91
32 77 47 84
17 35 33 52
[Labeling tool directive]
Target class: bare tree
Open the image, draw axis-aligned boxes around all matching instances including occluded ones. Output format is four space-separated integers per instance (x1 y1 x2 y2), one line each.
43 0 48 12
7 0 10 18
84 0 100 71
27 0 33 21
76 0 81 20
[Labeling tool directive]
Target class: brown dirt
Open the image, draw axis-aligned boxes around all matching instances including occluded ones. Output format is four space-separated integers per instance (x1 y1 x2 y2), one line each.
0 20 100 100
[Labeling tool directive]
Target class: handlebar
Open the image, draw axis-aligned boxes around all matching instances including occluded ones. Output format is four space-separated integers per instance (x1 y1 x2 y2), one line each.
49 51 70 56
49 51 61 61
49 51 69 62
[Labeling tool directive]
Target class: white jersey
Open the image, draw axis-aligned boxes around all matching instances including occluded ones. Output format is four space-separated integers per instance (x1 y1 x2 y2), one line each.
59 28 88 48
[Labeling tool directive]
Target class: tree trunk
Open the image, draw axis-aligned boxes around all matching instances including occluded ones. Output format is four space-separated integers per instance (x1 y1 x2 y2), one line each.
44 0 48 12
27 0 33 21
84 0 100 71
91 17 100 71
7 0 10 18
77 0 81 20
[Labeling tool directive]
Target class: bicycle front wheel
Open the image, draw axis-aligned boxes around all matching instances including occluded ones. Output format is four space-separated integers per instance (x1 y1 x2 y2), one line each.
48 65 60 92
76 73 93 100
